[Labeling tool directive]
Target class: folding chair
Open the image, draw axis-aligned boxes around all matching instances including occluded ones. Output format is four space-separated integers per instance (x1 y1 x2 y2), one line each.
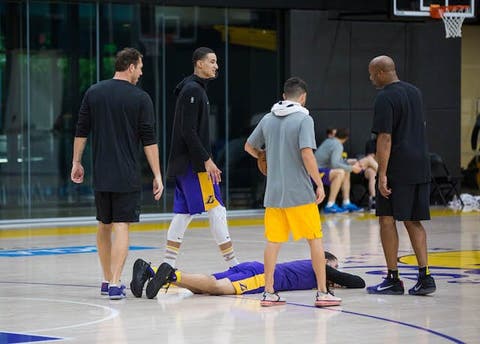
429 153 463 207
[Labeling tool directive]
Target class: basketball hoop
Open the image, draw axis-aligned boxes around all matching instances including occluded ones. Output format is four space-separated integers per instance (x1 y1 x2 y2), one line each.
430 4 470 38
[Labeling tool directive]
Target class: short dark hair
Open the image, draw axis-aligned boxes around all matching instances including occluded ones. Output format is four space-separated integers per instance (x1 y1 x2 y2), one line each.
325 251 337 261
283 77 307 99
326 128 336 136
335 128 350 140
115 48 143 72
192 47 214 67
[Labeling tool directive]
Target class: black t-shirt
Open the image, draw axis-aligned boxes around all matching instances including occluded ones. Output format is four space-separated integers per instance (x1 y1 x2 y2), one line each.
75 79 157 192
371 81 430 184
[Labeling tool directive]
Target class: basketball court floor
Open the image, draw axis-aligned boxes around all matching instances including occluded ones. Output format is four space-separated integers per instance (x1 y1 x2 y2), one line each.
0 209 479 343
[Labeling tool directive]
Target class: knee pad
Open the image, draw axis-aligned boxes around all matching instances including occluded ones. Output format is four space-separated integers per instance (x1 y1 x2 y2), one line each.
166 213 192 243
208 206 231 245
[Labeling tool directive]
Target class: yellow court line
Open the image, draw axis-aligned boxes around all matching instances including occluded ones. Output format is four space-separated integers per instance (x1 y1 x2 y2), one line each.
353 208 480 221
0 209 477 239
0 218 265 239
399 250 480 269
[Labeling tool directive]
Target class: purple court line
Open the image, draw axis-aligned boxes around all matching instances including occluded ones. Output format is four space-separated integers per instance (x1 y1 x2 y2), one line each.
287 302 465 344
0 281 467 343
221 295 465 344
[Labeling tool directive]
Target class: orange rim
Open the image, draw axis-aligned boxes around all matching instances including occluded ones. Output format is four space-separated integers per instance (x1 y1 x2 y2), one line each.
430 4 470 19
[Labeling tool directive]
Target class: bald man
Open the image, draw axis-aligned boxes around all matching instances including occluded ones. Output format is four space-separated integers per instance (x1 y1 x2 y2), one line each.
367 55 436 296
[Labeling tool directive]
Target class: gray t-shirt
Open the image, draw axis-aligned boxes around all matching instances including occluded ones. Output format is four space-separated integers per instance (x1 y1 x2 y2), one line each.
314 137 352 172
247 110 317 208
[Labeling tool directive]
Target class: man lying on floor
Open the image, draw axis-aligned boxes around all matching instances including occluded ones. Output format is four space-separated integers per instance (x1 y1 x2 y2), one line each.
131 251 365 302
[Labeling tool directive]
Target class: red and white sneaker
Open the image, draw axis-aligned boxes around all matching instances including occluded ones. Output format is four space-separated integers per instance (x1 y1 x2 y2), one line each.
315 291 341 307
260 291 286 307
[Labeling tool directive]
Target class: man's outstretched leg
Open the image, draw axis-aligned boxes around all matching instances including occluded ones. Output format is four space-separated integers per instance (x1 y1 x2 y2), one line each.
131 258 235 297
174 273 235 295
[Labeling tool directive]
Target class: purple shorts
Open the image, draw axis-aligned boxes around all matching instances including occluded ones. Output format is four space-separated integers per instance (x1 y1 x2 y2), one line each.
212 261 265 295
173 165 224 215
318 168 331 186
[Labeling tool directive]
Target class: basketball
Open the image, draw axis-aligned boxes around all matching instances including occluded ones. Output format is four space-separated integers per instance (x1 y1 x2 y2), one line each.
257 150 267 176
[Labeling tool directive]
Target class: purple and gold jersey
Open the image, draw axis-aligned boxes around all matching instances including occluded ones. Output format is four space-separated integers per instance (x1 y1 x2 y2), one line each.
173 164 224 215
212 260 317 295
273 260 317 292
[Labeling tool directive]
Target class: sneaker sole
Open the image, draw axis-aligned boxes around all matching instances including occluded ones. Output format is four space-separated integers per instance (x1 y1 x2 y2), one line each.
109 295 126 300
366 288 404 295
260 300 286 307
315 300 341 307
101 291 109 296
145 263 173 299
408 287 436 295
130 259 150 298
324 210 348 214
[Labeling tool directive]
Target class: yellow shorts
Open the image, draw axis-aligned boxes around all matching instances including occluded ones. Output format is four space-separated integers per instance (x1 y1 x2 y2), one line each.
264 203 322 242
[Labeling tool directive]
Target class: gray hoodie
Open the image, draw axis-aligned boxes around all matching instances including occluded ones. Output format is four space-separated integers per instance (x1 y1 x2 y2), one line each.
271 100 309 117
247 100 317 208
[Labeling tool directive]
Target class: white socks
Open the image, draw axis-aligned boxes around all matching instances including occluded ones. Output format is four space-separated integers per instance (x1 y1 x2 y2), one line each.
163 207 239 268
164 214 193 268
208 206 239 266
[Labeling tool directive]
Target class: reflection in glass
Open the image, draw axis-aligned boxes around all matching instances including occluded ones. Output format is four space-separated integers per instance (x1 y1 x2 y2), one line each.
0 3 282 220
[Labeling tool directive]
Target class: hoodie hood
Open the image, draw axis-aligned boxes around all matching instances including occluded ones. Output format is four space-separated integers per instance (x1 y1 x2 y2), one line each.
174 74 209 97
271 100 309 117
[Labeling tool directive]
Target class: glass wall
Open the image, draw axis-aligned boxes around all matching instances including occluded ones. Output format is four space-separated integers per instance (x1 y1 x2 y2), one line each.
0 1 283 220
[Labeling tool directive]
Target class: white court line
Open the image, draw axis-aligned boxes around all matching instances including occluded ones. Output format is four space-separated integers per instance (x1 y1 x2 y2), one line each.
0 297 119 333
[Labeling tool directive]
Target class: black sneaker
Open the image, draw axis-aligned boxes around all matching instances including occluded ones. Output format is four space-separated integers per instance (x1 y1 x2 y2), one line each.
130 258 154 298
145 262 176 299
367 277 405 295
408 275 436 295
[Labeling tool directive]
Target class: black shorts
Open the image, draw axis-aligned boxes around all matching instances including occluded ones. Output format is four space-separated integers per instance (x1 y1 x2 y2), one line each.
95 191 141 224
376 182 431 221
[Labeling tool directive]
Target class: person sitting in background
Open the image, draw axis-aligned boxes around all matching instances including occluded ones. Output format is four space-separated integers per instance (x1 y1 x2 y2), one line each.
315 128 362 213
346 137 378 210
130 251 365 300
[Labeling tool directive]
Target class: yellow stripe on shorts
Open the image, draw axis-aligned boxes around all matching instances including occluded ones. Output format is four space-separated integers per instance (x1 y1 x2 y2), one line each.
231 273 266 295
197 172 220 211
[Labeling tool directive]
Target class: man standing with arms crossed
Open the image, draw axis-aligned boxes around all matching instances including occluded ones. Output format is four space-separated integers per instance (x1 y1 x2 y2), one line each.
245 77 341 307
71 48 163 300
367 55 436 295
143 47 238 300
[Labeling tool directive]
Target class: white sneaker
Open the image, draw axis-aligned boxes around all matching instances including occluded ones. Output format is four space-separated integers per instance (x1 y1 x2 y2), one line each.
260 291 286 307
315 291 341 307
